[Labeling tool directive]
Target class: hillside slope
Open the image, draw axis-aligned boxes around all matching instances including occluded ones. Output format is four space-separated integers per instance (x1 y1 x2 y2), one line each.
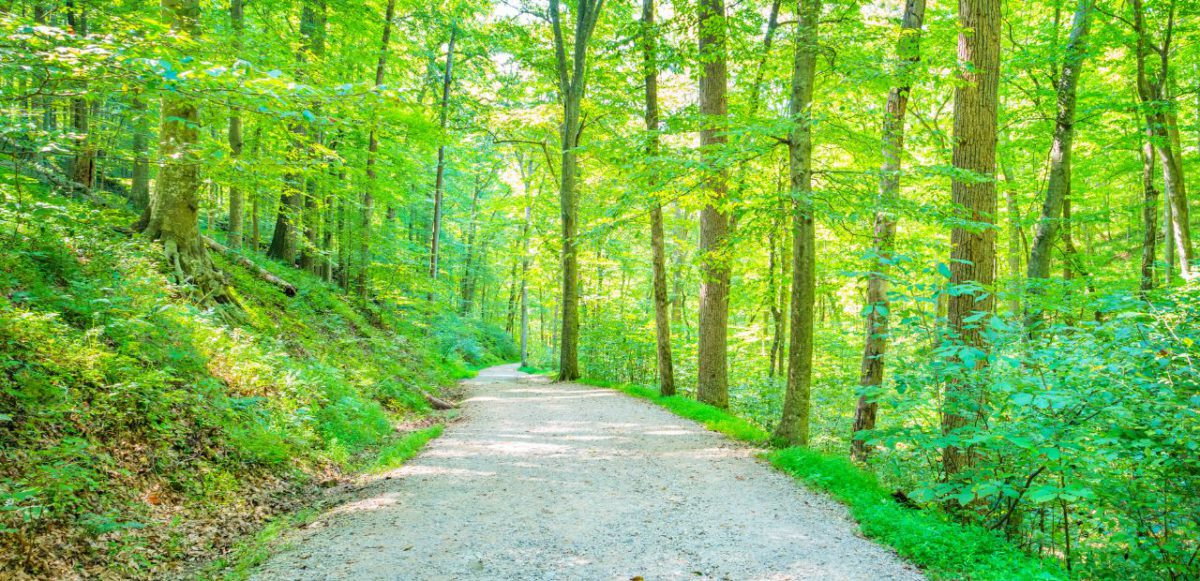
0 172 514 578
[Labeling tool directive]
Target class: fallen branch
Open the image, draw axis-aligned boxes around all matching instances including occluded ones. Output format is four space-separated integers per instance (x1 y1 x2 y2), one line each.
203 237 297 297
420 389 457 410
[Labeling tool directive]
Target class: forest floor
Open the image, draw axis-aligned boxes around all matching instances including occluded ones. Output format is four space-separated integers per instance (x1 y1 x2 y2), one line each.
248 364 924 580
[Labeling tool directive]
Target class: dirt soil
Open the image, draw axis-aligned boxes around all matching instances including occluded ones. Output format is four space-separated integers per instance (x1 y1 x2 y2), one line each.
249 364 925 580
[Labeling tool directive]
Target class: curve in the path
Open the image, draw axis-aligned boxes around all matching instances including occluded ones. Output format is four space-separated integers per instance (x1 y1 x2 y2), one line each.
250 364 924 581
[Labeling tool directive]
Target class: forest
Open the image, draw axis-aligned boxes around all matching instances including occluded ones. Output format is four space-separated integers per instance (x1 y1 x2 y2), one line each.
0 0 1197 578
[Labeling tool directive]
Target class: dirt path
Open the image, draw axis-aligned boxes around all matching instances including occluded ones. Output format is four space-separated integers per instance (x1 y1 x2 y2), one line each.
250 365 924 580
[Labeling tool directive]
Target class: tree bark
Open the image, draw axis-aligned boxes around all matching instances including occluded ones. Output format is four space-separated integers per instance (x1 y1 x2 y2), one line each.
942 0 1001 478
549 0 605 381
142 0 227 303
1130 0 1193 280
1139 135 1158 295
130 95 151 211
1025 0 1093 333
225 0 245 250
851 0 926 462
430 27 458 292
642 0 675 397
774 0 819 446
268 1 323 265
359 0 397 299
696 0 730 408
66 1 95 190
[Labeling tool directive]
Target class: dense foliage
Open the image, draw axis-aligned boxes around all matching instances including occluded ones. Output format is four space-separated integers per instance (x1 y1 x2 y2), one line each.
1 0 1197 578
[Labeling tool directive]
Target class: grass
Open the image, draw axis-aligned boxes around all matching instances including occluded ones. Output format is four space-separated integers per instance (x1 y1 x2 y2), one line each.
366 425 445 473
584 377 1066 581
202 423 445 580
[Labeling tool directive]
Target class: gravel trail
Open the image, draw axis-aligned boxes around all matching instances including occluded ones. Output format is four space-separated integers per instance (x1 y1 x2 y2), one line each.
250 364 924 580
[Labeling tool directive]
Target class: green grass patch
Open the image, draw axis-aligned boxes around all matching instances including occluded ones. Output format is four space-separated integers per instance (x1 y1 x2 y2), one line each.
591 376 1064 580
768 448 1066 580
366 425 444 473
581 378 771 445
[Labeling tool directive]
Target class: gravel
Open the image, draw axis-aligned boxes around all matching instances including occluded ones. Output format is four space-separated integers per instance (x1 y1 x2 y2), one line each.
250 364 925 581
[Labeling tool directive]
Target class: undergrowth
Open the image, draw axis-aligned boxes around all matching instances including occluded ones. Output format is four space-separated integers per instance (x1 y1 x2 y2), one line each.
0 172 511 578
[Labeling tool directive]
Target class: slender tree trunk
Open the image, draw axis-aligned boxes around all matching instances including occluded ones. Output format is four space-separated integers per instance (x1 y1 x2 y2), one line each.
1025 0 1093 332
520 200 533 367
549 0 605 381
1130 0 1193 280
642 0 675 396
251 127 261 251
1140 136 1158 295
851 0 925 462
943 0 1001 478
1001 160 1020 315
460 178 482 315
774 0 819 446
268 1 322 265
359 0 397 299
130 95 151 211
225 0 245 249
430 27 458 292
66 1 94 190
696 0 730 408
143 0 226 303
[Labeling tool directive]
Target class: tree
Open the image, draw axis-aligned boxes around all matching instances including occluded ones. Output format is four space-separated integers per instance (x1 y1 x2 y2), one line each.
642 0 675 396
141 0 226 302
695 0 730 407
1130 0 1193 281
430 26 458 296
774 0 819 446
226 0 245 250
549 0 605 381
267 0 324 265
942 0 1001 477
359 0 397 299
1025 0 1094 331
851 0 926 461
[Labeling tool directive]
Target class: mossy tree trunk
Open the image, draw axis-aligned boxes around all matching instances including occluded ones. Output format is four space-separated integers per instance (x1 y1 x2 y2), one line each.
142 0 227 303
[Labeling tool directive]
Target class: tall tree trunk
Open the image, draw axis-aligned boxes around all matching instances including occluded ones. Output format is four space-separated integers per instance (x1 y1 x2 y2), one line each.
1025 0 1093 332
520 195 533 367
429 27 458 293
66 1 94 190
1139 136 1158 295
226 0 245 249
643 0 675 396
130 95 151 211
1130 0 1193 280
268 1 322 265
942 0 1001 478
695 0 730 408
460 178 482 315
851 0 926 462
143 0 227 303
549 0 605 381
298 2 326 274
1000 160 1020 315
359 0 397 299
774 0 819 446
